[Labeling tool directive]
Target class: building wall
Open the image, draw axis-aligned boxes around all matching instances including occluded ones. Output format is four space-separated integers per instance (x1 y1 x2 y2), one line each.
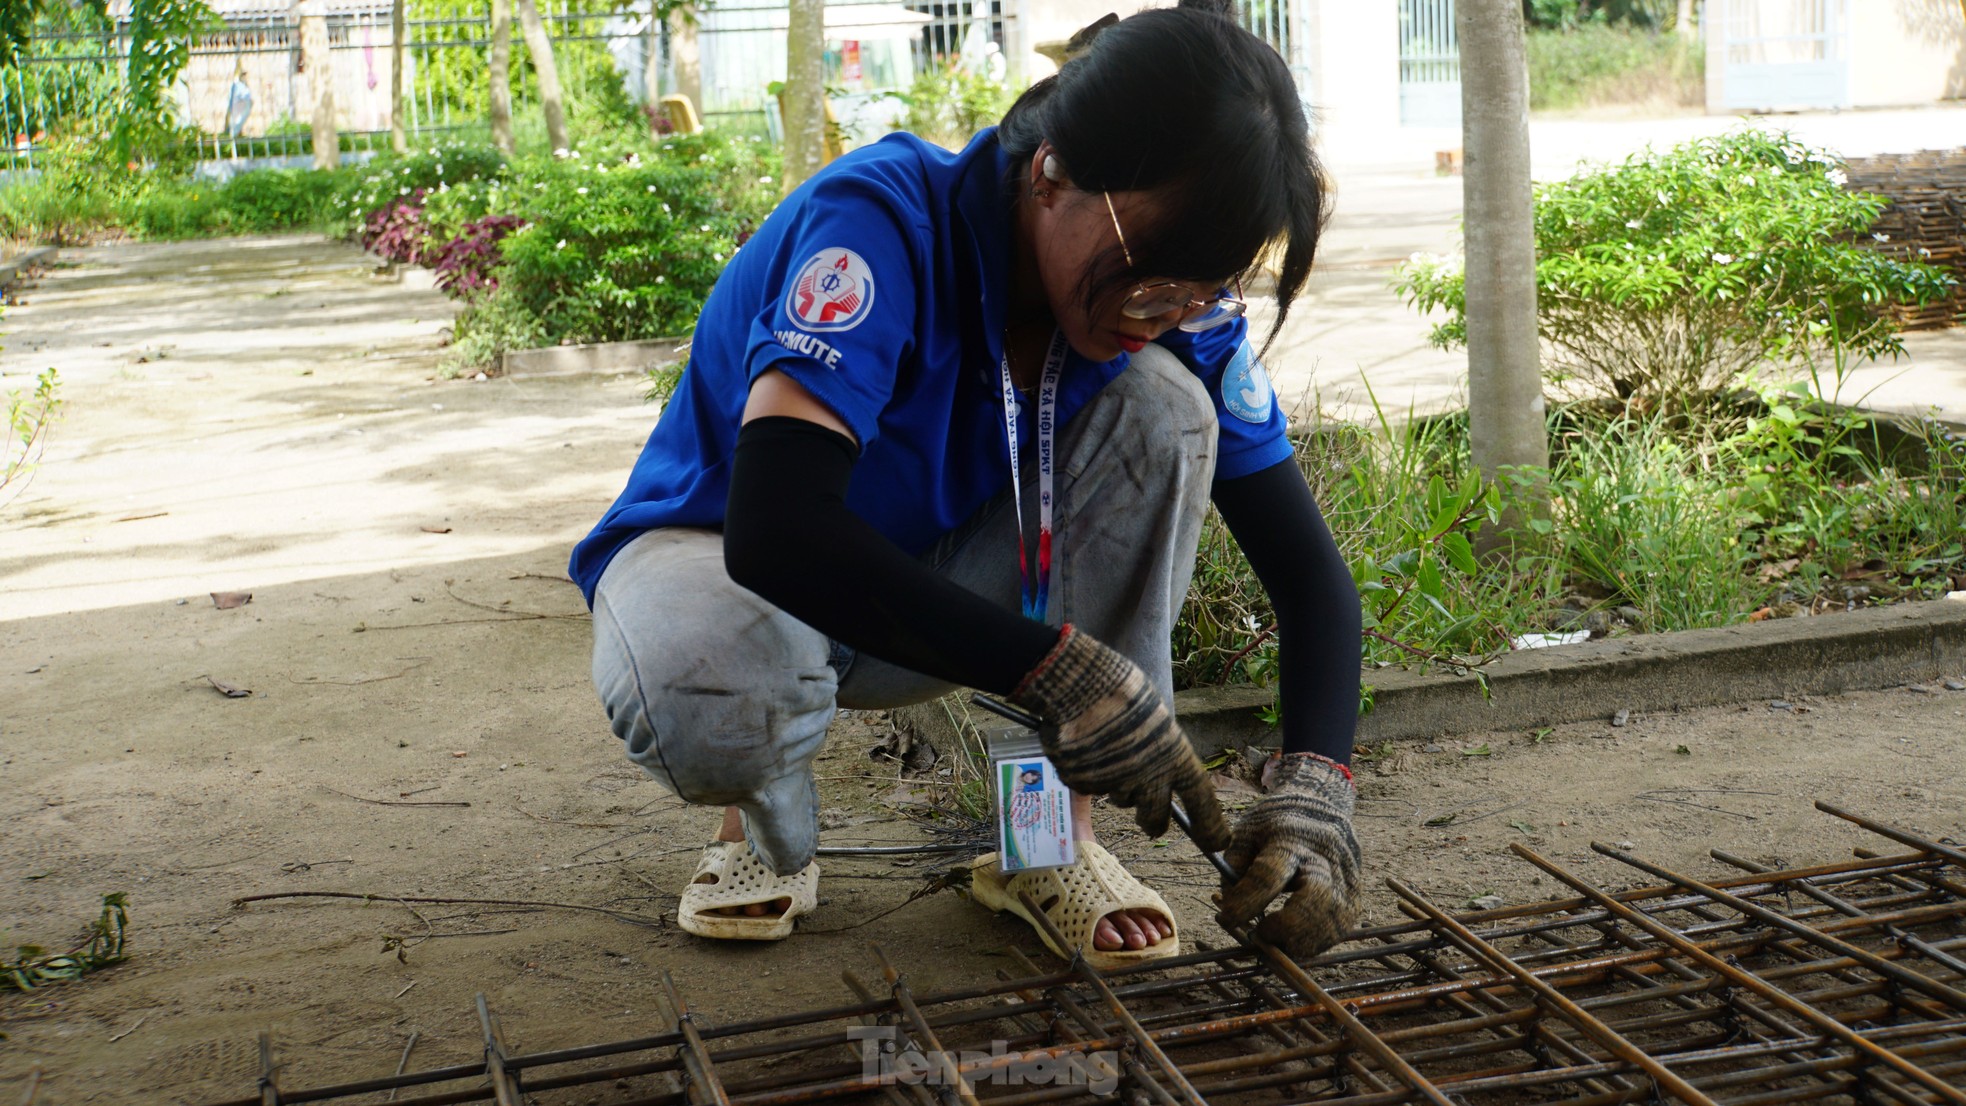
1850 0 1966 107
1306 0 1399 141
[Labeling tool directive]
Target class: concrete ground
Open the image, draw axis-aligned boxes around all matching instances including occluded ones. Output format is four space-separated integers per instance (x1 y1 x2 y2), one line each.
1270 103 1966 424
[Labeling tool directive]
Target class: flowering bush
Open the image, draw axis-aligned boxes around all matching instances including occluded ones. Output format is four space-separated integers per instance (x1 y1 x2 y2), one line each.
1394 128 1955 411
330 141 509 237
451 132 780 356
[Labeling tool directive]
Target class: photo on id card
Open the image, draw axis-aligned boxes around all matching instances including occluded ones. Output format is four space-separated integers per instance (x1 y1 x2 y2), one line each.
995 756 1074 872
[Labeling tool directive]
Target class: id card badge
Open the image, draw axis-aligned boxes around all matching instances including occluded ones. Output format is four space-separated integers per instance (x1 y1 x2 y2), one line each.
983 724 1076 873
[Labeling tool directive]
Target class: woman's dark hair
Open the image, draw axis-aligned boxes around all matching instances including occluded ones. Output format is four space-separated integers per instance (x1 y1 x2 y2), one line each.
997 0 1326 352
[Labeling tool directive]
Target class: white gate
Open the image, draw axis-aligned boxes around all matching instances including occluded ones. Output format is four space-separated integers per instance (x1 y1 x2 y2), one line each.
1236 0 1313 114
1398 0 1459 128
1717 0 1850 111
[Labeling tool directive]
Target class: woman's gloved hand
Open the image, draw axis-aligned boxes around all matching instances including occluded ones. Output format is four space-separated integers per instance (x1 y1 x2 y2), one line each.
1011 624 1230 850
1215 752 1361 960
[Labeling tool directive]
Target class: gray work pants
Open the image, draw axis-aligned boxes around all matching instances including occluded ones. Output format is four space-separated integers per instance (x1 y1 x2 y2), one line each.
590 344 1219 876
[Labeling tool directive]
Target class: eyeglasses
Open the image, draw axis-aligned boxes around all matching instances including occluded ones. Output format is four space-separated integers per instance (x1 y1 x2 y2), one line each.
1103 191 1246 332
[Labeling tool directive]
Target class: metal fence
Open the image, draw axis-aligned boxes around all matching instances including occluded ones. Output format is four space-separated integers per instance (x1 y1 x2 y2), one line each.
0 1 653 171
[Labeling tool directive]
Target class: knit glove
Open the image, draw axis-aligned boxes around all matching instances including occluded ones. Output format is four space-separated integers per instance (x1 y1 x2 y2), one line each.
1011 624 1231 850
1216 753 1361 960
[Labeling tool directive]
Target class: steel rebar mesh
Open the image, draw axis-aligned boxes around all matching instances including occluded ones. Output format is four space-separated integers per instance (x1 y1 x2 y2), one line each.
206 804 1966 1106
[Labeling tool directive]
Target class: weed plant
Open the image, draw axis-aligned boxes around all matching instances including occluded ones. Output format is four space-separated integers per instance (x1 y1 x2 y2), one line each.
1175 377 1966 709
3 366 62 511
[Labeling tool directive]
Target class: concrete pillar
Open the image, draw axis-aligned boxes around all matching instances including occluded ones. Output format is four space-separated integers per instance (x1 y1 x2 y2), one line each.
1704 0 1728 115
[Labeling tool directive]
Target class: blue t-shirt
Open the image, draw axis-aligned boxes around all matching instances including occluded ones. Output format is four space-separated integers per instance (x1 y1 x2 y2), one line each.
569 128 1290 605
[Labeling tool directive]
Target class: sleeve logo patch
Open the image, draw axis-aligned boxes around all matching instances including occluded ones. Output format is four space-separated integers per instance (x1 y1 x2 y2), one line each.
1222 341 1273 424
786 247 876 333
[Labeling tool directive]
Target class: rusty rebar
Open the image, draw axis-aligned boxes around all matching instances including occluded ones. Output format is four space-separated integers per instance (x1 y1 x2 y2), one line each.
1512 842 1966 1105
202 809 1966 1106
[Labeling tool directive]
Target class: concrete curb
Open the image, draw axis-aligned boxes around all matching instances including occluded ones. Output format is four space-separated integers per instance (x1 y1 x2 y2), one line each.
501 337 689 379
892 597 1966 759
0 246 58 287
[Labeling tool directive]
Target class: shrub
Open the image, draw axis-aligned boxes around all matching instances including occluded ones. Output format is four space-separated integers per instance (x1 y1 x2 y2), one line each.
1394 129 1956 412
0 139 129 244
454 132 779 356
360 191 433 264
1525 24 1701 112
896 61 1012 150
215 168 345 233
429 213 526 298
329 141 509 237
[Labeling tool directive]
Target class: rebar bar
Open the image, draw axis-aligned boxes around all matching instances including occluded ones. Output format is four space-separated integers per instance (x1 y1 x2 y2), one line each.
202 806 1966 1106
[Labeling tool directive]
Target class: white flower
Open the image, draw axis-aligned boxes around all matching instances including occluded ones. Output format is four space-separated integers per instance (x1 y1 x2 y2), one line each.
1656 190 1670 204
759 175 773 184
662 202 671 212
556 239 567 250
1872 232 1890 242
1827 168 1848 187
699 224 711 232
1712 252 1735 264
399 186 410 196
1739 174 1755 187
714 252 724 261
655 275 666 283
662 143 674 150
1625 219 1642 229
647 185 657 193
576 187 589 195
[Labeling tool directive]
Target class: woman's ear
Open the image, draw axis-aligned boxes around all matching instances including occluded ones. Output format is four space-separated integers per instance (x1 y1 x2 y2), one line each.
1028 144 1070 205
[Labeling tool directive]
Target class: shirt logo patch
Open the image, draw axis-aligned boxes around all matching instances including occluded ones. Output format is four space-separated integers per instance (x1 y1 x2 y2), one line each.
1222 342 1273 424
786 247 876 333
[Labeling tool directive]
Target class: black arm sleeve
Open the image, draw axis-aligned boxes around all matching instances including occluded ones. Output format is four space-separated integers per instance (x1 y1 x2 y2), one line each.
723 416 1059 695
1211 457 1361 762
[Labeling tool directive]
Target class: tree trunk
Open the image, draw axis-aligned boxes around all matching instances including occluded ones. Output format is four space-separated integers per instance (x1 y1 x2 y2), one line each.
781 0 827 192
669 4 700 114
488 0 514 155
1675 0 1697 39
515 0 568 153
1457 0 1547 534
388 0 407 153
300 4 339 169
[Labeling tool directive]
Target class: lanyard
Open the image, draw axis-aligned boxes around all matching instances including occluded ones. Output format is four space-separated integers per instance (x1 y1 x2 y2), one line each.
998 329 1070 622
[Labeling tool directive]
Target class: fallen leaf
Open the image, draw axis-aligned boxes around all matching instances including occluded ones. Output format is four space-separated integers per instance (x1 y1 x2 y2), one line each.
207 676 251 698
1675 744 1691 756
420 526 452 534
1462 743 1493 757
451 751 468 758
211 591 253 610
1508 819 1535 834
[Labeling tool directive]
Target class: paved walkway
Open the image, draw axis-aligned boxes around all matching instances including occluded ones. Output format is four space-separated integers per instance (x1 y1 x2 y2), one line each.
1270 104 1966 425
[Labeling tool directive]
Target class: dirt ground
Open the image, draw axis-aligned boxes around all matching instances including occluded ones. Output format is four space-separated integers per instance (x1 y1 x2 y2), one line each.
2 238 1963 1105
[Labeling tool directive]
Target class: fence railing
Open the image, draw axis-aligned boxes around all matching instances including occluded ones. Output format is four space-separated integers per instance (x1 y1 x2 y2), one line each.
1 2 651 171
